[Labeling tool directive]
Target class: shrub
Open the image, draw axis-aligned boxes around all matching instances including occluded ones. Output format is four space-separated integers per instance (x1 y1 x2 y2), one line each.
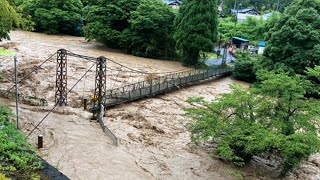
232 53 256 83
0 105 42 179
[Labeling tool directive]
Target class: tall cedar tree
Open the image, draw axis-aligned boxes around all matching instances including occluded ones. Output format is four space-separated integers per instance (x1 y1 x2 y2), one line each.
121 0 176 60
264 0 320 74
174 0 218 66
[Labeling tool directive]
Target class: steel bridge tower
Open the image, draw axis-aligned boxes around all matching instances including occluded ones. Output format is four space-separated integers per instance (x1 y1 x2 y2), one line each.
93 56 107 119
55 49 68 106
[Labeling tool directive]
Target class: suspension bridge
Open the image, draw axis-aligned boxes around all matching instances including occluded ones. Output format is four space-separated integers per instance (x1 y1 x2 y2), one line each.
1 49 232 145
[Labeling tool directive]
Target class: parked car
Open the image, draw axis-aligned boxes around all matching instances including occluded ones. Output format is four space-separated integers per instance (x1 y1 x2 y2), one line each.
248 45 258 54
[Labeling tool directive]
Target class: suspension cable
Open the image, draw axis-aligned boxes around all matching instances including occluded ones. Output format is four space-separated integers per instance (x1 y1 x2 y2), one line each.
27 62 96 137
66 50 190 75
4 52 57 95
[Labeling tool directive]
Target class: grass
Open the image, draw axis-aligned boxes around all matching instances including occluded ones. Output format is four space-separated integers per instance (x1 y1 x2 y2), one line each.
0 105 42 179
205 52 218 59
0 48 14 57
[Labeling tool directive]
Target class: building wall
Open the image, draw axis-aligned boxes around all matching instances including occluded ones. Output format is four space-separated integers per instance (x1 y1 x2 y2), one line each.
258 46 265 54
237 13 261 23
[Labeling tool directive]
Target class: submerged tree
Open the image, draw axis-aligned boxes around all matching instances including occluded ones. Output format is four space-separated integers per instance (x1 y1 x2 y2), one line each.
0 0 20 41
174 0 218 66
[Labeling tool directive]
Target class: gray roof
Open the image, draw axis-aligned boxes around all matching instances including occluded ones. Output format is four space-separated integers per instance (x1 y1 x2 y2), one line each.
231 8 260 15
164 0 182 5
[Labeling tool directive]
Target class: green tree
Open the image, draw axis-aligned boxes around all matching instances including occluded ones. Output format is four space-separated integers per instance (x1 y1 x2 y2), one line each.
0 0 20 40
121 0 176 59
264 0 320 74
221 0 293 14
232 53 257 83
85 0 140 48
218 16 266 42
306 66 320 98
22 0 83 35
186 71 320 175
174 0 218 66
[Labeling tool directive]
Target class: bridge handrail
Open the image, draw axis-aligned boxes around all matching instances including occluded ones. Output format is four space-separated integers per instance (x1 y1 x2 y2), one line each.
106 66 231 97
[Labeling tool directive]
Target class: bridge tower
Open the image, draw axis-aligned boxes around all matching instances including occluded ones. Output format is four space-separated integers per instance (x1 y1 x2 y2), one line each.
55 49 68 106
93 56 107 119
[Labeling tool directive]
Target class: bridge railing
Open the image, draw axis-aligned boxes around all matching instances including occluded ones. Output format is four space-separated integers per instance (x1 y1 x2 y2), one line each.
104 66 232 107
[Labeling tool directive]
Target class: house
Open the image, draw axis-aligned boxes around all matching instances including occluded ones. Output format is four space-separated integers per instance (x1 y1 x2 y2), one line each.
231 8 261 23
262 13 273 21
232 37 249 49
164 0 182 9
231 8 261 16
258 41 266 54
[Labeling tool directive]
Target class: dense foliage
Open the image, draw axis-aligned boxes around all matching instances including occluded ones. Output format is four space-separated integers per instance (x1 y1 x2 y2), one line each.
218 12 281 42
232 53 256 83
22 0 84 35
0 0 20 41
121 0 176 59
174 0 218 66
221 0 293 14
218 17 264 42
264 0 320 74
0 105 42 179
85 0 140 48
186 70 320 175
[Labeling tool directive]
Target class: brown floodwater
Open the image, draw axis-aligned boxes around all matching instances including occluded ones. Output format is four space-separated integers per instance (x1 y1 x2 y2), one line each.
0 31 319 180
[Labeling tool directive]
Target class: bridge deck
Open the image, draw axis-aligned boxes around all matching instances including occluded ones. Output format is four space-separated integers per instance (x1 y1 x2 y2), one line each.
104 67 232 107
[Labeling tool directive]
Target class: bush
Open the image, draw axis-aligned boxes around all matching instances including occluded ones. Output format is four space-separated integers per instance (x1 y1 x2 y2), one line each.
232 53 257 83
186 71 320 175
306 66 320 98
22 0 84 35
0 105 42 179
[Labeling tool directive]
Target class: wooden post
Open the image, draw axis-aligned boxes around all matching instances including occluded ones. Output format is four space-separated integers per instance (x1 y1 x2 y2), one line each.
38 135 43 149
83 98 88 110
150 79 153 95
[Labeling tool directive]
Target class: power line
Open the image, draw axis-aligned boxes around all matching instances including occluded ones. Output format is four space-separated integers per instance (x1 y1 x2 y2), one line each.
27 62 96 137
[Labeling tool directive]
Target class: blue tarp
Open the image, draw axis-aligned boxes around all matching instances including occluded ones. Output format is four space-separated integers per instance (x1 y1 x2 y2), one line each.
233 36 250 42
258 41 266 47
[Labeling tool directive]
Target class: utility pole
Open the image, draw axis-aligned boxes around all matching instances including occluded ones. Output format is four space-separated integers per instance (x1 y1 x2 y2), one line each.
14 56 19 129
234 0 238 29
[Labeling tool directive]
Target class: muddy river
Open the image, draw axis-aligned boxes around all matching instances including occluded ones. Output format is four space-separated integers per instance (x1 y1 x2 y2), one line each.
1 31 319 180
